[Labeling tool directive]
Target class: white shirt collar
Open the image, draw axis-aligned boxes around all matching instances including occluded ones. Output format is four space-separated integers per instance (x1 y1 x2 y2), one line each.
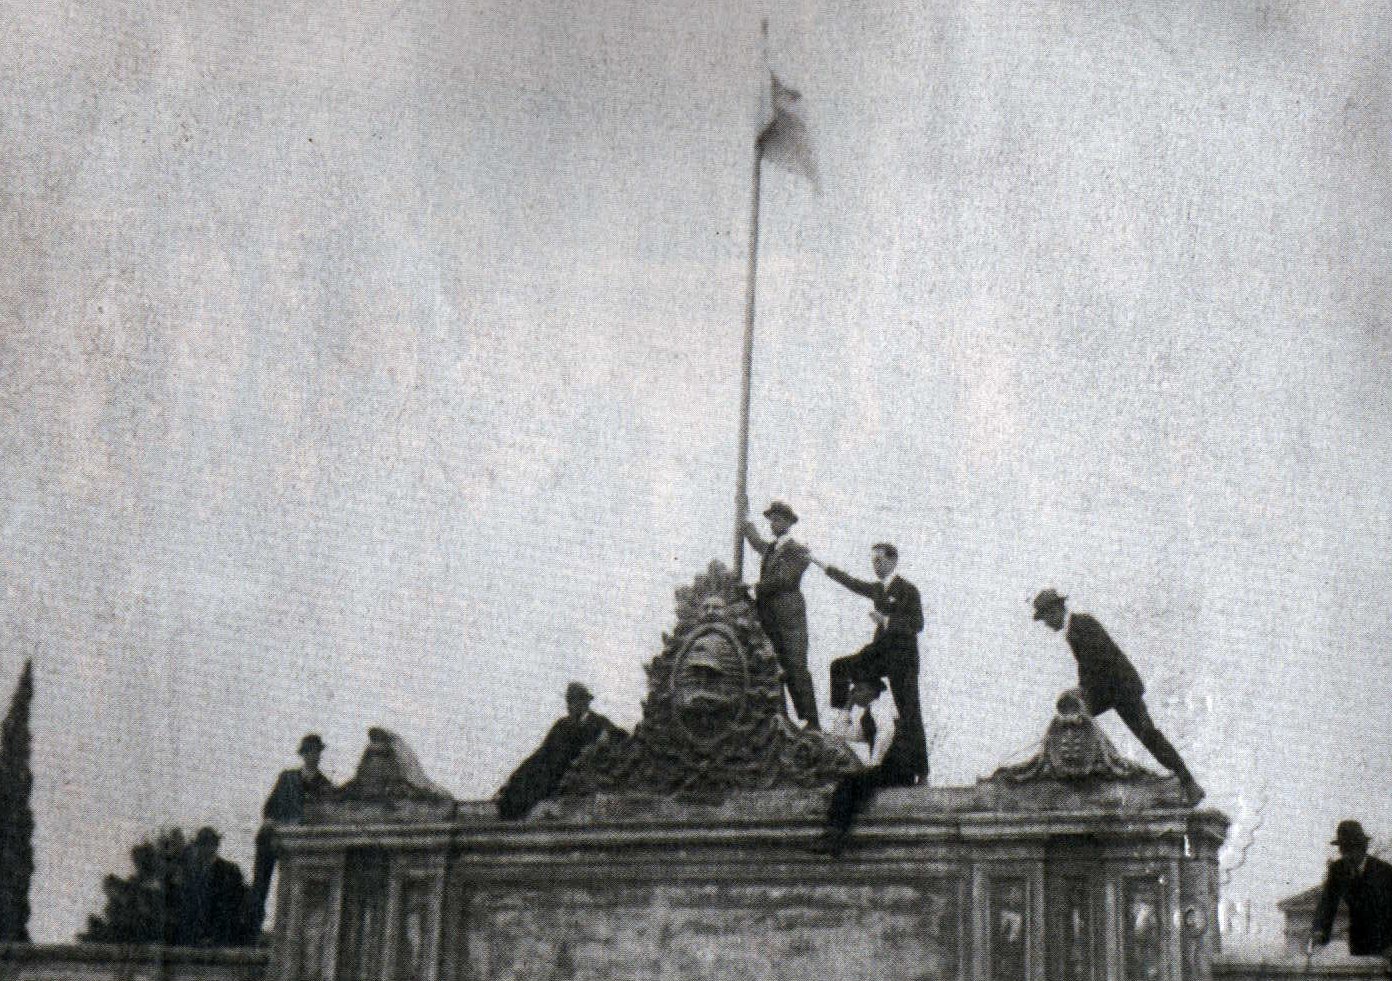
881 572 899 590
771 531 790 551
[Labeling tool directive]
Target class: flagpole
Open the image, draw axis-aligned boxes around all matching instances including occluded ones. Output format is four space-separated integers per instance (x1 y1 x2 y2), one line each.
733 139 764 582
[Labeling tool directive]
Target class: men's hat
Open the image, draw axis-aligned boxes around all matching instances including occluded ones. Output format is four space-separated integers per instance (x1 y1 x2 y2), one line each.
298 733 325 755
1032 588 1067 619
850 677 887 696
1332 820 1371 848
194 826 221 846
565 682 594 702
763 501 798 524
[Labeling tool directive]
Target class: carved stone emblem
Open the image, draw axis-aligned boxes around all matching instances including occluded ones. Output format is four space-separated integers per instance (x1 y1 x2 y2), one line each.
557 562 860 801
990 689 1158 784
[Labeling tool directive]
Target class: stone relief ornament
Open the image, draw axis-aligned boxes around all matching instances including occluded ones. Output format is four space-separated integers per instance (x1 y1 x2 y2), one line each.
557 562 860 801
990 689 1160 784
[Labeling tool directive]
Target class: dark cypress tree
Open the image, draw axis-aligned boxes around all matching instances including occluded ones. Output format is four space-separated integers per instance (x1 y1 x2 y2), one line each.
0 660 34 942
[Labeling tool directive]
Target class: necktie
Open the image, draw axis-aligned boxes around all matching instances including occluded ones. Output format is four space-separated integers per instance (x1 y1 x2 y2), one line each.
860 709 877 752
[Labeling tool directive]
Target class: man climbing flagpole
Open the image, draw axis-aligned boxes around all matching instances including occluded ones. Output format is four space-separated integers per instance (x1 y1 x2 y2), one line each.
732 20 818 582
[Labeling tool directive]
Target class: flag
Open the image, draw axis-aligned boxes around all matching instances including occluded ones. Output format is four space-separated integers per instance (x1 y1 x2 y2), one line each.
756 31 818 188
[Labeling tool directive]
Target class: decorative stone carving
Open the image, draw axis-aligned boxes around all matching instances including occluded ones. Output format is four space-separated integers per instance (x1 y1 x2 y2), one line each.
310 727 456 822
557 562 860 802
990 689 1160 784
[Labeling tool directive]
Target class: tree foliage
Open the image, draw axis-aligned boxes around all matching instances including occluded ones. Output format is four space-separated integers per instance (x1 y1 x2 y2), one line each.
0 660 34 942
81 827 251 946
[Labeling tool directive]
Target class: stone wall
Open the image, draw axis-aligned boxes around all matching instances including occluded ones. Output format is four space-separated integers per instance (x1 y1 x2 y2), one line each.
0 944 268 981
1213 953 1388 981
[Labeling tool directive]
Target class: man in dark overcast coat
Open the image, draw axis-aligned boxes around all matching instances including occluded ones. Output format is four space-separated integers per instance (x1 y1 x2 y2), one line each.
1032 588 1204 804
496 682 626 819
1312 820 1392 957
250 733 334 935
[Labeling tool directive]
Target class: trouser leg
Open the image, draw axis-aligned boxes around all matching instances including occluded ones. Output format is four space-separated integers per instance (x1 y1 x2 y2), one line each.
876 647 927 780
250 827 278 935
1114 697 1193 782
827 770 880 836
775 618 819 728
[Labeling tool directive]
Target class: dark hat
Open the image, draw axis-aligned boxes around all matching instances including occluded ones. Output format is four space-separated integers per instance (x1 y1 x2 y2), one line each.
298 733 325 755
763 501 798 524
1032 588 1067 619
850 677 887 697
1332 820 1371 849
194 826 221 847
565 682 594 703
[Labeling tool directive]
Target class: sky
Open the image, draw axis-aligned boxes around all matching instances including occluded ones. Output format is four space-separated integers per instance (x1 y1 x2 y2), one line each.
2 0 1391 943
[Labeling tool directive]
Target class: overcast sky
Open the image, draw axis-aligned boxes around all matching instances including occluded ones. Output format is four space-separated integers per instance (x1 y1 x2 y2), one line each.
2 0 1390 942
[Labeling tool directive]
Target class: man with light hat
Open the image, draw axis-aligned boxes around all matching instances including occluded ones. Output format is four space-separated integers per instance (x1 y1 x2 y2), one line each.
1031 588 1204 805
743 500 819 729
496 682 626 819
1312 819 1392 956
250 733 334 935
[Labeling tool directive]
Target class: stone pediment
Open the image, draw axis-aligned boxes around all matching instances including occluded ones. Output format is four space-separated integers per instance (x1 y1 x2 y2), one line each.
985 689 1189 805
553 562 860 807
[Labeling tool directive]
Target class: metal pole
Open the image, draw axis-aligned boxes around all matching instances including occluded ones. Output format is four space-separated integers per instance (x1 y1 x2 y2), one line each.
733 141 764 582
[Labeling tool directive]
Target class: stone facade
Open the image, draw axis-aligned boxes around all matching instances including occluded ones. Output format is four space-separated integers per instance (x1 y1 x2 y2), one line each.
267 565 1232 981
0 943 269 981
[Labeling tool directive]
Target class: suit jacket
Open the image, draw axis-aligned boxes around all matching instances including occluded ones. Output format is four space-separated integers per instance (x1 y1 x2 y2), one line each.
497 711 627 819
176 854 250 946
825 568 923 647
262 768 334 824
1065 613 1144 709
1314 854 1392 956
744 527 811 635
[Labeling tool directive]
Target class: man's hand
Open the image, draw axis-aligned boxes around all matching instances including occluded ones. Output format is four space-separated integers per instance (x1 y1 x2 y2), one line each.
743 520 758 538
808 554 826 570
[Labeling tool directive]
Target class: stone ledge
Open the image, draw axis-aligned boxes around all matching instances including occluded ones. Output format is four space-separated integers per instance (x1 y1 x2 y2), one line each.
1215 954 1390 979
0 944 269 965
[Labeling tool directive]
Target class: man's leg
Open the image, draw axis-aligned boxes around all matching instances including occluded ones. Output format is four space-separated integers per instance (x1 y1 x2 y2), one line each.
778 632 820 729
882 648 928 780
1114 697 1204 801
249 826 278 936
829 649 872 710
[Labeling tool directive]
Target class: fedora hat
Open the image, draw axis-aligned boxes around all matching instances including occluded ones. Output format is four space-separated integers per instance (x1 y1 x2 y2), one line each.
1332 820 1371 849
1032 588 1067 619
763 501 798 524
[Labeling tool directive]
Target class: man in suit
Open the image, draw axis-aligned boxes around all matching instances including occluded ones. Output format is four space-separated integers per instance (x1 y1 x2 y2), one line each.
813 542 928 781
1312 820 1392 957
496 683 626 819
250 733 334 936
811 678 919 856
176 827 251 946
743 500 820 730
1031 589 1204 805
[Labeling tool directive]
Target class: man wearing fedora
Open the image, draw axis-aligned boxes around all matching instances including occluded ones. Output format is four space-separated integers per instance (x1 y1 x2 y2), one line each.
1031 589 1204 805
250 733 334 936
813 542 929 780
1312 820 1392 957
496 682 626 819
743 501 820 730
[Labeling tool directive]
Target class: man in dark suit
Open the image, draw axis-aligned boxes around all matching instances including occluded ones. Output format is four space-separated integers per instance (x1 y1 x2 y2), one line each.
813 542 928 781
1032 589 1204 805
1312 820 1392 957
176 827 251 946
250 733 334 936
811 678 919 857
496 683 626 819
743 500 819 729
